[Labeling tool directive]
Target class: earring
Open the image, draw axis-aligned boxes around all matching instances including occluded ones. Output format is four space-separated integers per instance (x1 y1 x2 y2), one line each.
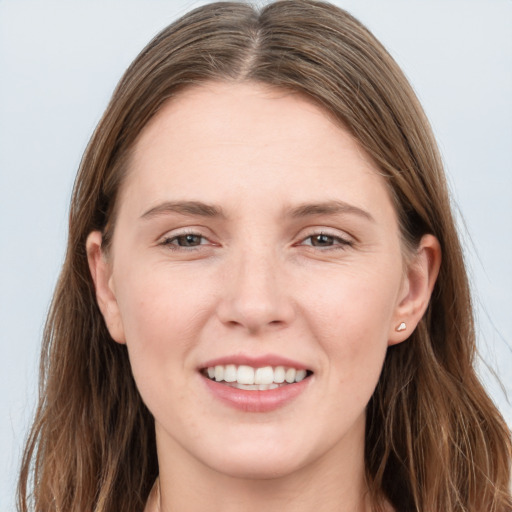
396 322 407 332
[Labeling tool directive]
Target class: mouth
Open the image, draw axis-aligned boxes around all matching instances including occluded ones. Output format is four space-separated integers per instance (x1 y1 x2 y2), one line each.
200 364 314 391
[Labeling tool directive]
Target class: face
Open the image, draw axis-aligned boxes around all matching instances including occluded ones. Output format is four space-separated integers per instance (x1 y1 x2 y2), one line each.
88 81 430 481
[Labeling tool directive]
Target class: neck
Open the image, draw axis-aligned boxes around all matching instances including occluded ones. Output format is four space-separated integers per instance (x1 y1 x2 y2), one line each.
150 421 372 512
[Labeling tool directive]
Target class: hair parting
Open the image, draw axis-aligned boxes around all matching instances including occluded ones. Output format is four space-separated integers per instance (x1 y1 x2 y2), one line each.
18 2 511 511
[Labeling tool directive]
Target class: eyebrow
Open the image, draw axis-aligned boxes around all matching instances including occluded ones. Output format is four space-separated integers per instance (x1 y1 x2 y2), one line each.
140 201 225 220
140 199 374 222
289 200 375 222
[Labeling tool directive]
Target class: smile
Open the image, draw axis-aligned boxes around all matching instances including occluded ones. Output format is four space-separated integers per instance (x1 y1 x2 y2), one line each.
202 364 312 390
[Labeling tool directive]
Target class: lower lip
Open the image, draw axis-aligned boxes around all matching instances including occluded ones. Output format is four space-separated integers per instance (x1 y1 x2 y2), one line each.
202 375 311 412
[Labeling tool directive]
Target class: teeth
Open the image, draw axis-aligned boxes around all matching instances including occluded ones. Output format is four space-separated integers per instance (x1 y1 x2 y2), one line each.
285 368 296 383
274 366 285 383
224 364 237 382
204 364 310 386
227 383 280 390
237 365 255 384
254 366 274 385
214 365 224 382
295 369 307 382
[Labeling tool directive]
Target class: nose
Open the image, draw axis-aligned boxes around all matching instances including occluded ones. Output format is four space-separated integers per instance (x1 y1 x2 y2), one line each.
216 247 295 334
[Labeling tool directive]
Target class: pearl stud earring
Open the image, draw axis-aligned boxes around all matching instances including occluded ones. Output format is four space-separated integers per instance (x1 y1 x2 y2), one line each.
396 322 407 332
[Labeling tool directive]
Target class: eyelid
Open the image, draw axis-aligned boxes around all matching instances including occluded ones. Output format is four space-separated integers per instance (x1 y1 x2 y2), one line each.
296 228 354 249
156 226 354 251
158 228 216 250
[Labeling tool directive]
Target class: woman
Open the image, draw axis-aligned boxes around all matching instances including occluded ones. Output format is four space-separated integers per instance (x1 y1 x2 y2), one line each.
18 1 512 511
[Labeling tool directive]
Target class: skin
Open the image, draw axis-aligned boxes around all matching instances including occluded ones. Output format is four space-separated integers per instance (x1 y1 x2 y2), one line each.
87 81 440 512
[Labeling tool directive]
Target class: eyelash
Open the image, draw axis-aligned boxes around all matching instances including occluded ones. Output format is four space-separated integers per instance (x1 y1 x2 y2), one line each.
299 231 353 250
159 230 353 252
160 231 209 250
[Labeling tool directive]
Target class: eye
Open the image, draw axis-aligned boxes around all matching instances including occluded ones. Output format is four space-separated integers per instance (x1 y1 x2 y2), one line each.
161 232 209 249
300 232 352 249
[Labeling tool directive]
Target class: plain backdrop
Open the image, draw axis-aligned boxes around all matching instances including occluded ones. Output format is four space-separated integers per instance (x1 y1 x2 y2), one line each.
1 0 511 509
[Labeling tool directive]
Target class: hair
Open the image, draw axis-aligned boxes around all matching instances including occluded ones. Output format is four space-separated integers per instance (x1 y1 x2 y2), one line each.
18 1 511 511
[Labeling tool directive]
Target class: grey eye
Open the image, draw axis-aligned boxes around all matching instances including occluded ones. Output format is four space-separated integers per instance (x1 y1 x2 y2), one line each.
309 234 335 246
173 234 204 247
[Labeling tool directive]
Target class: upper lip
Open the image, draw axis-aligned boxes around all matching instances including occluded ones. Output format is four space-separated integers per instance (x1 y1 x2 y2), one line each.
200 354 311 371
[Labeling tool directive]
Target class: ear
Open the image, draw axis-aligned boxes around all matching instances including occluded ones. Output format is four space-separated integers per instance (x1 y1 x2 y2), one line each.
86 231 126 344
388 234 441 346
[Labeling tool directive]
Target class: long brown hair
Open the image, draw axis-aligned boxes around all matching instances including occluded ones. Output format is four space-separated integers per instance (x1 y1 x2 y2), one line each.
18 1 511 511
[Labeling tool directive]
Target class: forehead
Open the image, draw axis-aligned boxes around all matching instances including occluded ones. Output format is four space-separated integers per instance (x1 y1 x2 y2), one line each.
120 81 394 220
133 81 365 164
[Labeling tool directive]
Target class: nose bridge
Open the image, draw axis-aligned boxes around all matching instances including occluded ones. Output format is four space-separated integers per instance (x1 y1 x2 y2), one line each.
219 240 293 332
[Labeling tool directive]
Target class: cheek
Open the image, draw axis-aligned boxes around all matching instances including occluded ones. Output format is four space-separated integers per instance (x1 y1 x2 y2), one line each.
306 262 400 339
112 265 213 386
304 266 399 393
115 262 210 337
112 267 217 426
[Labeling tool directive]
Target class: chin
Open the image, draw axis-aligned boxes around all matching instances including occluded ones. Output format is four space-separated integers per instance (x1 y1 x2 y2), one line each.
209 455 307 481
198 434 315 481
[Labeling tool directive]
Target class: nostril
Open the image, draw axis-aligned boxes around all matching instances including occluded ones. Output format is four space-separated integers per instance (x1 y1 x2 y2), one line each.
215 275 296 332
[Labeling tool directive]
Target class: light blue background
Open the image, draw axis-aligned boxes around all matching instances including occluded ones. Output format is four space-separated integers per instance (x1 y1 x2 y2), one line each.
1 1 511 509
